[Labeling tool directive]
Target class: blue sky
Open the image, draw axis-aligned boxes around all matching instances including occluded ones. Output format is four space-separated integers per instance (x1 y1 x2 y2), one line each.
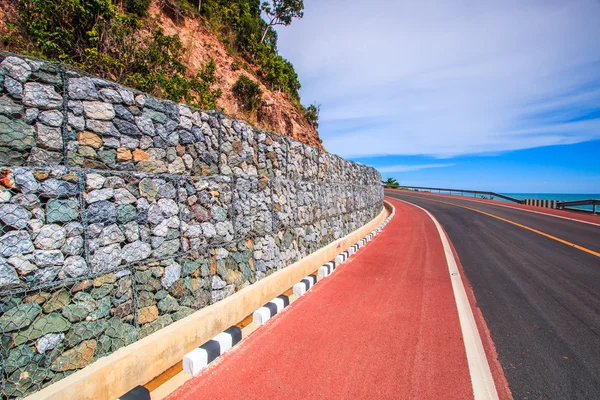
274 0 600 193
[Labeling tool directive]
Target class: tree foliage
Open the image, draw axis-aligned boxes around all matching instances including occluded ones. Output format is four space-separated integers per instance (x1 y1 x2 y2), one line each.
382 178 400 188
260 0 304 43
200 0 303 101
303 103 320 129
233 75 263 112
6 0 221 109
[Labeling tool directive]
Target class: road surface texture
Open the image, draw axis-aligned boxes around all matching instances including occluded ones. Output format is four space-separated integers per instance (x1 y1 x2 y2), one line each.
169 197 508 400
386 190 600 400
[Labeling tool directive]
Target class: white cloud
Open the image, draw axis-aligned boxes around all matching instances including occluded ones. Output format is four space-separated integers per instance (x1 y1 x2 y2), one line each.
378 163 455 173
275 0 600 158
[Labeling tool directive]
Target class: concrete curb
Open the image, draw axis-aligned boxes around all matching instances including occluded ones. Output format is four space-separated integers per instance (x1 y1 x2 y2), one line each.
182 326 243 376
293 274 317 296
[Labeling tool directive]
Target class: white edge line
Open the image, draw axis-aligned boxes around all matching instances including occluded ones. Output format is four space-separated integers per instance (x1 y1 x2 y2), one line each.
392 192 600 228
395 198 499 400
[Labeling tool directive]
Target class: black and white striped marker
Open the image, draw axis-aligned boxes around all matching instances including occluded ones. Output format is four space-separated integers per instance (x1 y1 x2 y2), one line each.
293 274 317 296
318 261 336 278
117 386 150 400
182 326 242 376
253 295 290 325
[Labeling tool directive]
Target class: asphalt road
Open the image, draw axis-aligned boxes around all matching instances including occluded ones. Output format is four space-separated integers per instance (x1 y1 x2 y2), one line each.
386 190 600 400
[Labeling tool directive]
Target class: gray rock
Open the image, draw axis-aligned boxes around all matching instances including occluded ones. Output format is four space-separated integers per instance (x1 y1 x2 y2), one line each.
215 221 232 238
98 224 125 246
4 75 23 99
120 135 139 150
153 239 180 258
0 231 35 257
11 191 40 209
46 199 79 223
86 173 106 190
22 83 62 109
38 110 63 127
0 56 32 82
85 200 118 224
34 250 64 267
24 107 39 123
65 221 84 237
35 123 63 150
158 198 178 218
8 254 36 274
67 112 85 131
118 88 134 105
86 119 117 135
28 147 63 165
32 265 60 283
62 255 87 277
83 101 115 120
0 115 35 150
40 179 78 198
61 236 83 255
114 104 134 121
135 115 155 135
211 275 226 290
121 240 151 263
34 224 66 250
68 77 99 100
201 222 217 238
90 243 122 273
113 188 136 204
161 262 181 289
85 188 114 204
68 99 84 115
0 94 24 116
99 88 122 103
113 118 141 136
36 333 65 353
121 221 140 242
0 203 31 229
0 259 20 288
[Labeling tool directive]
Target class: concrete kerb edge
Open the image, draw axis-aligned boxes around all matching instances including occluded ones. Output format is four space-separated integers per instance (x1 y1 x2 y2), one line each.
24 202 392 400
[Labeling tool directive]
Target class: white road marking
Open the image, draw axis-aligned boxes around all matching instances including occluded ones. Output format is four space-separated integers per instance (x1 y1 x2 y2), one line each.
395 198 500 400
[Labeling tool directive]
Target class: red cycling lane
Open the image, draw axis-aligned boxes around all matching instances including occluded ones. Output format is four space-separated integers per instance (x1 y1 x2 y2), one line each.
169 197 485 399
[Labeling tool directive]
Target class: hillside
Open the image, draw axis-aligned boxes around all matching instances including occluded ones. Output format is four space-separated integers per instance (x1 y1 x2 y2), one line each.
0 0 323 149
152 2 322 148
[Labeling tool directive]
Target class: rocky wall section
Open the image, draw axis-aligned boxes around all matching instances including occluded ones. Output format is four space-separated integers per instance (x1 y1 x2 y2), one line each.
0 52 383 398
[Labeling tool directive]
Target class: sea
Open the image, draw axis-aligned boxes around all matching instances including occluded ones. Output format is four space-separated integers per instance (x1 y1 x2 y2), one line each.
498 193 599 212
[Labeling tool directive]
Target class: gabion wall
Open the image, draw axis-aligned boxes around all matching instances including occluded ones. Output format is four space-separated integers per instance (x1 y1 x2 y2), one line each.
0 52 383 398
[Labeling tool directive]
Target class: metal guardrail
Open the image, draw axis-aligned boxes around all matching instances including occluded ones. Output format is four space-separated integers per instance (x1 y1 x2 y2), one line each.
556 199 599 214
387 185 524 204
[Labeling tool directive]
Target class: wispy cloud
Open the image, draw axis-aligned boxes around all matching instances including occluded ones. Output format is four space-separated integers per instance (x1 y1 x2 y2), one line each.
276 0 600 158
378 163 455 173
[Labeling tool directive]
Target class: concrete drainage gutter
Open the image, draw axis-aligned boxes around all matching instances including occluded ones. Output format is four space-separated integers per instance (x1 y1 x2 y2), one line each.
26 201 395 400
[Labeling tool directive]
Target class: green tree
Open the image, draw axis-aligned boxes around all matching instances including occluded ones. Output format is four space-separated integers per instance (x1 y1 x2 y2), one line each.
233 75 263 111
382 178 400 188
304 103 320 129
260 0 304 43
